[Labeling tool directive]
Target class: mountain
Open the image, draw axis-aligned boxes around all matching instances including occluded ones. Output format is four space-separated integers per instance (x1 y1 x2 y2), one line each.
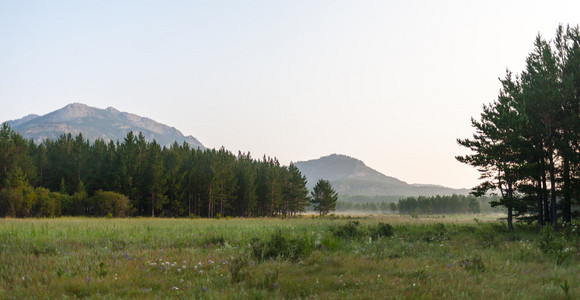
294 154 469 198
6 103 205 149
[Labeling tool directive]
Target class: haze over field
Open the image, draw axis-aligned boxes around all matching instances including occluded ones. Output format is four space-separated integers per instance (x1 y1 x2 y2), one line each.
2 1 579 189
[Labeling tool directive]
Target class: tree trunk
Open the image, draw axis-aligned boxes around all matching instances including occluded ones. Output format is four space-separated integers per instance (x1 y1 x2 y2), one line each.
548 150 558 231
208 186 213 218
537 178 543 227
507 182 514 232
151 193 155 217
562 158 572 223
270 182 275 217
542 171 550 224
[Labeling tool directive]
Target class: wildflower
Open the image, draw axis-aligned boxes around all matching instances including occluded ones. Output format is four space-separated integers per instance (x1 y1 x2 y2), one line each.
202 287 207 292
85 276 91 284
177 268 182 272
171 286 179 291
182 265 186 269
273 282 278 288
198 270 203 274
194 265 198 270
124 252 130 259
180 278 184 283
208 260 214 264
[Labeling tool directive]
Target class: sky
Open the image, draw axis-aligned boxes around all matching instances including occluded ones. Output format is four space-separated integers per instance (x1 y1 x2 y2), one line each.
1 0 579 189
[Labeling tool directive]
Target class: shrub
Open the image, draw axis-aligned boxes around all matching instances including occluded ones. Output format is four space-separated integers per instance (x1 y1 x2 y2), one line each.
251 229 313 261
33 187 62 217
0 185 63 217
91 190 130 217
369 223 394 240
331 221 362 239
539 226 572 265
228 255 250 283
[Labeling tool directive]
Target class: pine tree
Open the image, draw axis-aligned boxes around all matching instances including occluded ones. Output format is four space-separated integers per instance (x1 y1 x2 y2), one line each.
235 151 257 217
144 140 166 217
285 163 310 217
310 179 338 217
458 25 580 230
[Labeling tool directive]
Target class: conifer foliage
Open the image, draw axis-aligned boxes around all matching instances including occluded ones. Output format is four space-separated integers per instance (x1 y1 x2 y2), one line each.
458 25 580 230
310 179 338 216
0 125 312 218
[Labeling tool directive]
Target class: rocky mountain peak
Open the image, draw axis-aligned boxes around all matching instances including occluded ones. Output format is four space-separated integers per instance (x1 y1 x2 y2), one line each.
295 154 469 197
6 103 205 149
43 103 98 122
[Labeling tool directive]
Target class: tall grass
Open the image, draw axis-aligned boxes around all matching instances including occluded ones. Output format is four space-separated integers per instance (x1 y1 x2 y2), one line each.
0 216 578 299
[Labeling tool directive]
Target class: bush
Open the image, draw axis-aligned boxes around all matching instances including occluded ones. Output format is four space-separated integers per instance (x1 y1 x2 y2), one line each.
33 187 62 217
539 226 573 265
61 191 91 216
331 221 395 241
251 229 313 261
91 190 130 217
369 223 394 240
0 185 62 217
228 255 250 283
331 221 362 239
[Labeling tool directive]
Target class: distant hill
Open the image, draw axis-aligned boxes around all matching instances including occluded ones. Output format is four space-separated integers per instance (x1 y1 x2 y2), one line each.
294 154 469 198
6 103 205 149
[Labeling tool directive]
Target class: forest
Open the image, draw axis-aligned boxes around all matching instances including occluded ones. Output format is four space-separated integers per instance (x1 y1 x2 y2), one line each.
0 126 312 218
457 25 580 230
395 195 502 215
335 195 502 215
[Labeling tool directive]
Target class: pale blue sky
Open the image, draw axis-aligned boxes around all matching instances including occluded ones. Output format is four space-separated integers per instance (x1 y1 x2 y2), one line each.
1 1 579 189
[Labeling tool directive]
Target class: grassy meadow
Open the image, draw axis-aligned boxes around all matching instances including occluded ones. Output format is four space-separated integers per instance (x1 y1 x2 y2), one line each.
0 215 578 299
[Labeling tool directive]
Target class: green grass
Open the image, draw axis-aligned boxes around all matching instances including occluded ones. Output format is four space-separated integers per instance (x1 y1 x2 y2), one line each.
0 215 578 299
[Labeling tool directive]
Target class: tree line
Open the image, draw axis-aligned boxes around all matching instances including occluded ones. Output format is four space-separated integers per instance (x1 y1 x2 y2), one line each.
396 195 502 215
335 195 502 215
0 125 325 218
457 25 580 230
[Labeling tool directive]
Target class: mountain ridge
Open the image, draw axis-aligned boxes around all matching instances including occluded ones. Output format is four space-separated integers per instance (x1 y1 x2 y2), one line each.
6 103 205 149
295 154 469 198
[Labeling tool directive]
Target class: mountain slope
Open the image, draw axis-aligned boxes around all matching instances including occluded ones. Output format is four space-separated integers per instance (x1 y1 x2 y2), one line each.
295 154 469 197
6 103 205 149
